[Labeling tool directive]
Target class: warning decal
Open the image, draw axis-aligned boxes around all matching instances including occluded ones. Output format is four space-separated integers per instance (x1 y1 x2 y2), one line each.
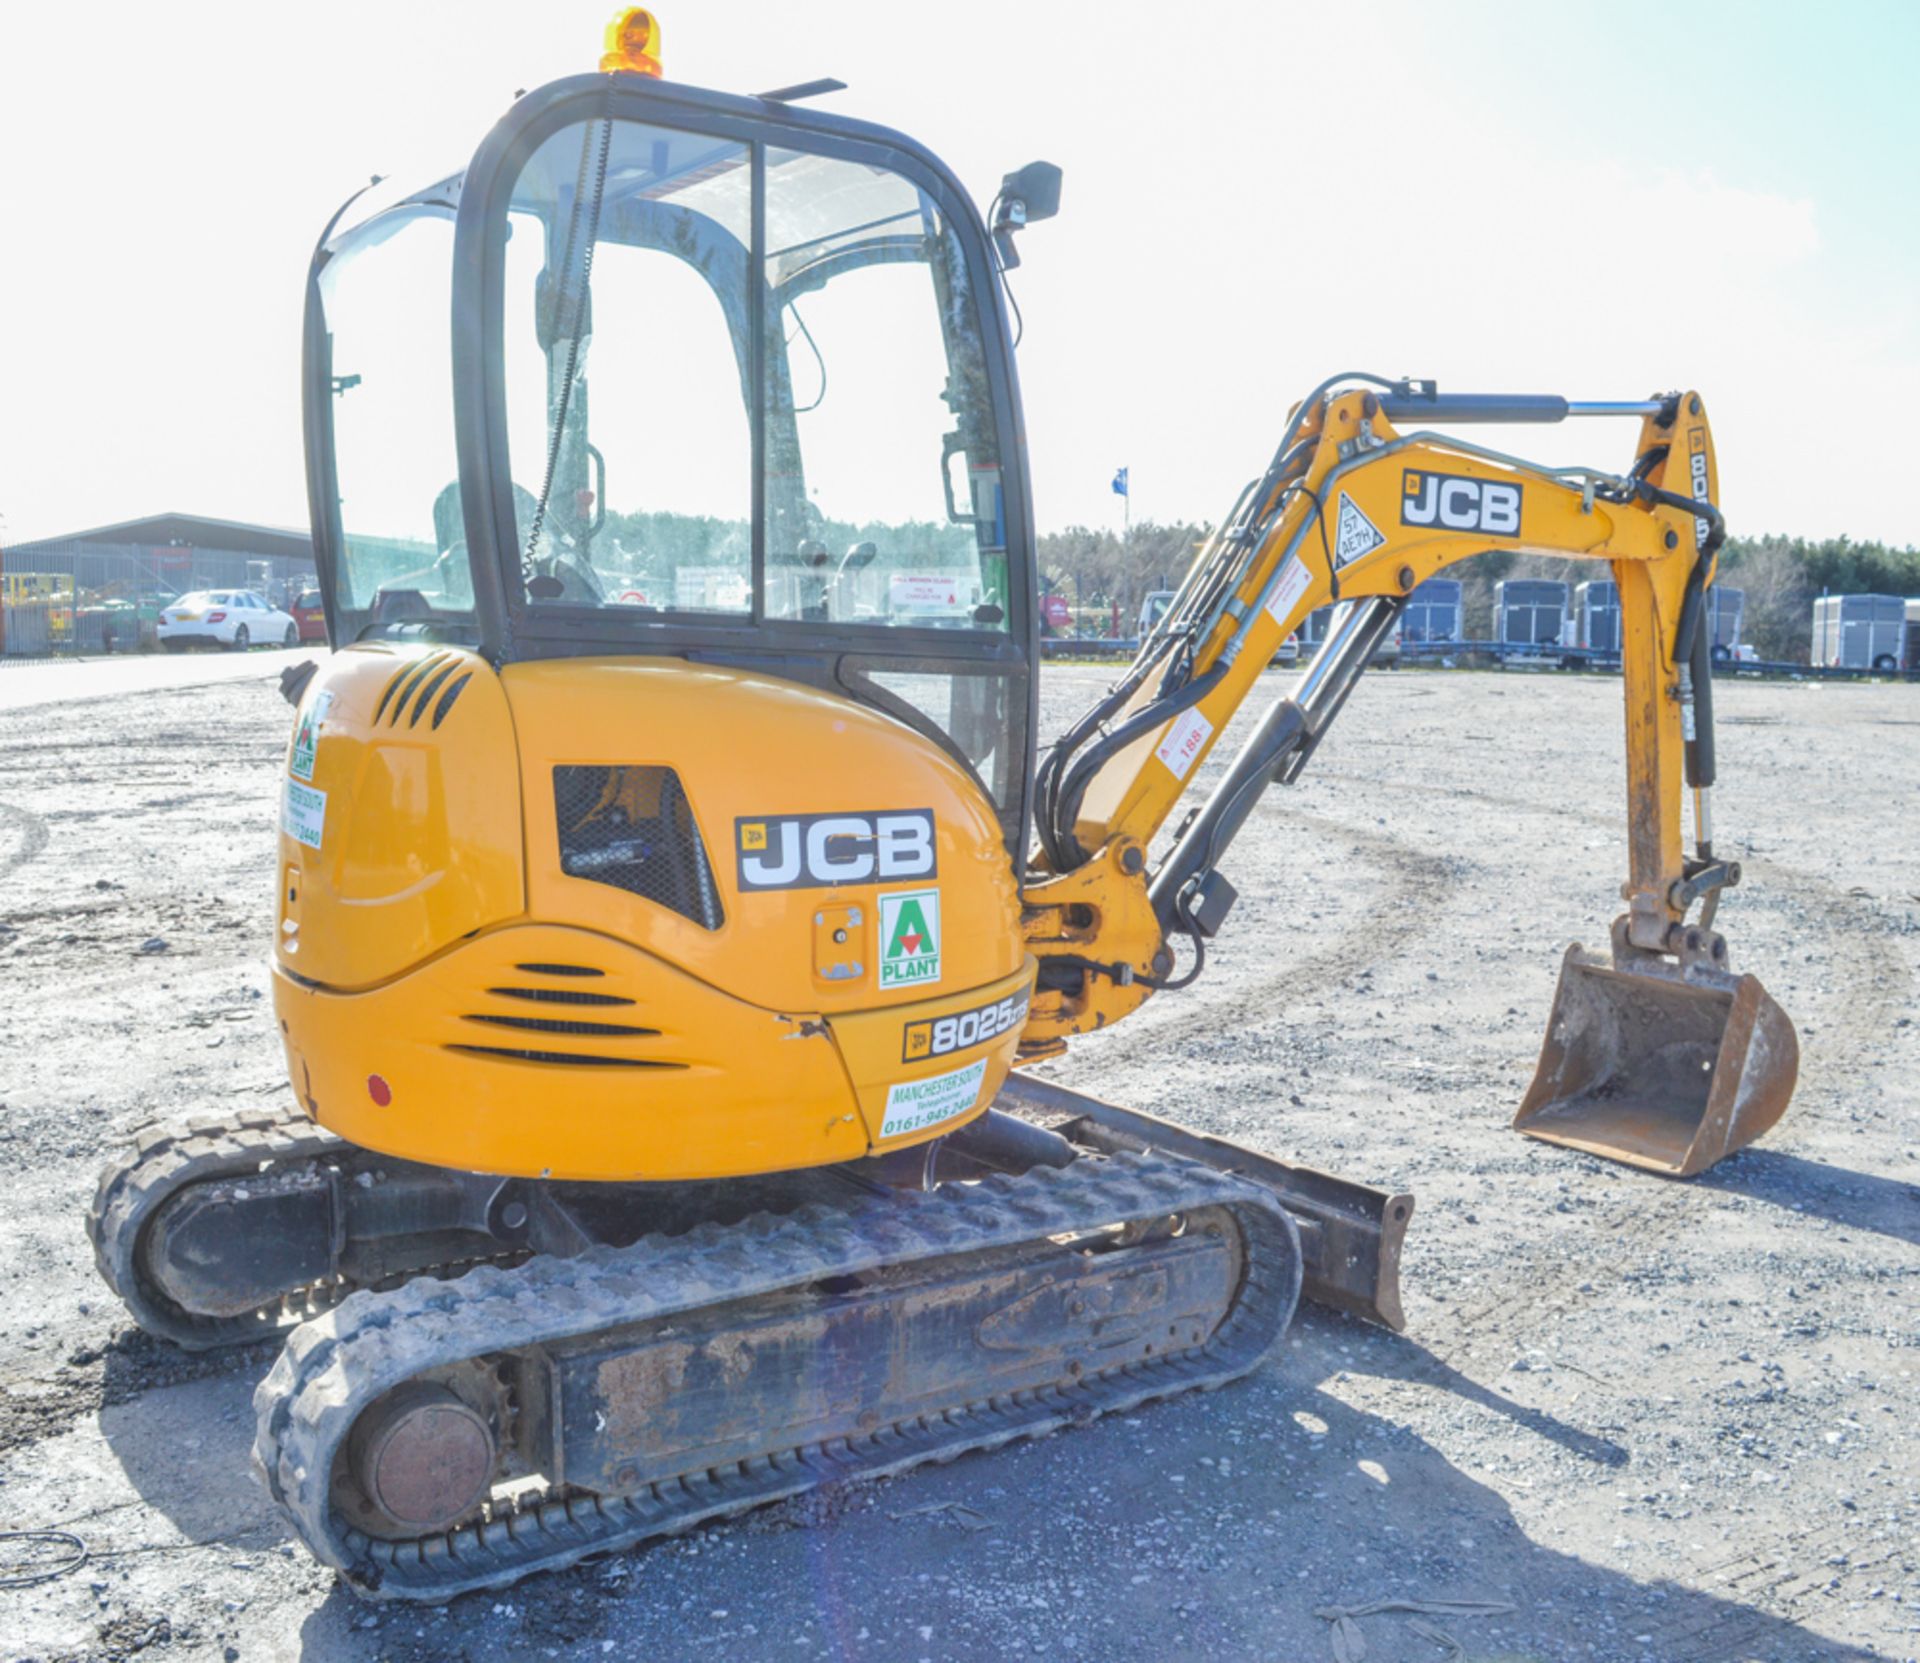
1333 493 1388 567
1263 554 1314 627
1154 707 1214 781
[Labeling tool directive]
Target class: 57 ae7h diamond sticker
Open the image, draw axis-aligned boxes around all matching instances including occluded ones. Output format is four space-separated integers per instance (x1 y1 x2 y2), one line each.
1333 492 1388 566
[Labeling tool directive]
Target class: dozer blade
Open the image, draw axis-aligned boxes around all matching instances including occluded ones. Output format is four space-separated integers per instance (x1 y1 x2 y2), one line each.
1514 945 1799 1178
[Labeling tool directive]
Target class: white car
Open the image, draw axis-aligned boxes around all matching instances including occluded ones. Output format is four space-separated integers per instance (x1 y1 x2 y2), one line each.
157 590 299 652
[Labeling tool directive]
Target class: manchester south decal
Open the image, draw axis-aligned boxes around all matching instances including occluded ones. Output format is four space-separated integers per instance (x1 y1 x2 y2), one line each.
734 809 935 892
1401 469 1523 537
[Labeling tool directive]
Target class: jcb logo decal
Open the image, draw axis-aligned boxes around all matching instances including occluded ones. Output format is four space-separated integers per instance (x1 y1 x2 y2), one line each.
1401 470 1523 537
903 990 1029 1063
735 809 936 892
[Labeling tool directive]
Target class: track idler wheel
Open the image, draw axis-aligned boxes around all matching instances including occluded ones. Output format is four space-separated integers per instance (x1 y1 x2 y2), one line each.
343 1382 500 1539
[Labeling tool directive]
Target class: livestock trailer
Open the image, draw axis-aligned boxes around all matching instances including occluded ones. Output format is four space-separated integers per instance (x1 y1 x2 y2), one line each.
1494 579 1570 649
1402 578 1463 643
1811 594 1905 670
1705 585 1745 657
1575 579 1621 654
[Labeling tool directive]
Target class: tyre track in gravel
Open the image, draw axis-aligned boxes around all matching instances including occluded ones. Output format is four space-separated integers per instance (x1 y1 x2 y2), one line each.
1305 764 1914 1358
1312 765 1915 1112
1048 810 1461 1075
0 800 50 882
1307 766 1917 1654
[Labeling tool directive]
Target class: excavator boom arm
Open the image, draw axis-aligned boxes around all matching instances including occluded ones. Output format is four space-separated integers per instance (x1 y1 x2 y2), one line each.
1020 375 1795 1181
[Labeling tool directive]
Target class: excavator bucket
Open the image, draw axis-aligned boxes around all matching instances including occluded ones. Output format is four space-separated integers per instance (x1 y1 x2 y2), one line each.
1514 945 1799 1178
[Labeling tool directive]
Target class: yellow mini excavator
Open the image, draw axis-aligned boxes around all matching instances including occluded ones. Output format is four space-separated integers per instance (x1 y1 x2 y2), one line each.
89 12 1798 1600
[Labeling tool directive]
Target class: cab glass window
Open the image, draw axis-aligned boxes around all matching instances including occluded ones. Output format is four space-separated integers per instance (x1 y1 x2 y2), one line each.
761 150 1007 632
505 122 753 615
317 203 471 619
498 122 1006 635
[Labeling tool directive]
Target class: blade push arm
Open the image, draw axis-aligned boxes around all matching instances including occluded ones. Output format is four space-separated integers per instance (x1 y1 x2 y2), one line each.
1021 376 1725 1047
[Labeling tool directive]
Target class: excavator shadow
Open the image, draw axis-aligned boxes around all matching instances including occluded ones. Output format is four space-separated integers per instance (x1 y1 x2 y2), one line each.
1695 1148 1920 1248
79 1318 1894 1662
1307 1308 1630 1470
269 1312 1892 1660
96 1341 287 1550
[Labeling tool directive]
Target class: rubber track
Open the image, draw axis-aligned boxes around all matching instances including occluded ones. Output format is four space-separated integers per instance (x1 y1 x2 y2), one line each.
87 1105 345 1350
253 1149 1303 1602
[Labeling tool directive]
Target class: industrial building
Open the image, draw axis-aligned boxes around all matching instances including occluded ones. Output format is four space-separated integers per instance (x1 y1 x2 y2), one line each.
1 512 315 655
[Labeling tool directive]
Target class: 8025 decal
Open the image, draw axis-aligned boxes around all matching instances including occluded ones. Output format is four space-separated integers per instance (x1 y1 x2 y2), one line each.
902 989 1030 1063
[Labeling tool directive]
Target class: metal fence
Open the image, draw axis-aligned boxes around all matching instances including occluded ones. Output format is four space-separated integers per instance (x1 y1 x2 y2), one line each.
0 540 317 663
3 546 127 661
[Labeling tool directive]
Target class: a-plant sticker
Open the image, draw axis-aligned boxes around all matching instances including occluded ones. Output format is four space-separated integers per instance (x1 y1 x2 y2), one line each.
879 887 942 990
288 690 332 783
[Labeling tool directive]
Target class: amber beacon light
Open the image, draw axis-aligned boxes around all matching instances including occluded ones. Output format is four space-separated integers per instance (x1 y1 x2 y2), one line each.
601 7 663 76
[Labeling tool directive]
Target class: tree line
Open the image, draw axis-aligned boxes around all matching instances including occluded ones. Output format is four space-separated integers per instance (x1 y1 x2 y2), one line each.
1038 521 1920 660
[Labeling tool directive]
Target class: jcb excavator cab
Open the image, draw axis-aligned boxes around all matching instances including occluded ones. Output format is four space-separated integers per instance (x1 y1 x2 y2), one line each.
308 73 1039 854
280 71 1078 1186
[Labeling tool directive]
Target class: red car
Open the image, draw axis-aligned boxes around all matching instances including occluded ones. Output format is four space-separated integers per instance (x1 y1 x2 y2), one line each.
290 589 328 644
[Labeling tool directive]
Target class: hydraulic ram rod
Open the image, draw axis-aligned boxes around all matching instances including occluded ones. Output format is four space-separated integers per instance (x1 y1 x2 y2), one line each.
1375 392 1669 424
1149 595 1403 931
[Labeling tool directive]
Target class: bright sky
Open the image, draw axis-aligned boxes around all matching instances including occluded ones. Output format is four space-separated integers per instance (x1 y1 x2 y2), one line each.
2 0 1916 547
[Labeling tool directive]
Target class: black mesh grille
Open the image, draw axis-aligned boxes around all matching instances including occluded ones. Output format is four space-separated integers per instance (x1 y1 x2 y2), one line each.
374 653 451 724
553 766 723 930
485 985 633 1007
462 1013 658 1038
431 670 473 728
446 1044 679 1069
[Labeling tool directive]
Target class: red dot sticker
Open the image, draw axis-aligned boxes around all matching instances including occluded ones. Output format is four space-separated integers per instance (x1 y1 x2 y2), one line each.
367 1074 392 1106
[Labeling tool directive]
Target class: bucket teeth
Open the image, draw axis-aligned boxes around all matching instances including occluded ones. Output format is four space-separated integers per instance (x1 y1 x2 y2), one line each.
1514 943 1799 1178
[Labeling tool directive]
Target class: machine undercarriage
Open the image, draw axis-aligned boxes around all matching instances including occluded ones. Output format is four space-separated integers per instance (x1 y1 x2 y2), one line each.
92 1090 1350 1599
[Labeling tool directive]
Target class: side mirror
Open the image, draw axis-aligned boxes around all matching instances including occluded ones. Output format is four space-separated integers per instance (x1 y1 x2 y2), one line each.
991 160 1063 269
1002 160 1062 222
839 541 879 575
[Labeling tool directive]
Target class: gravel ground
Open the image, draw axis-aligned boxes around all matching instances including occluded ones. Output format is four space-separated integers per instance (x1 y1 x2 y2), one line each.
0 656 1914 1663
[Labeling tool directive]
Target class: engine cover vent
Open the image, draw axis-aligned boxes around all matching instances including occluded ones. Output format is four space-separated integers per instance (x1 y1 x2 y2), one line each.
553 766 724 931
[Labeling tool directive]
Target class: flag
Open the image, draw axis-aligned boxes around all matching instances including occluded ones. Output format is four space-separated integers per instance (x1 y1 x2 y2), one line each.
1111 467 1129 498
